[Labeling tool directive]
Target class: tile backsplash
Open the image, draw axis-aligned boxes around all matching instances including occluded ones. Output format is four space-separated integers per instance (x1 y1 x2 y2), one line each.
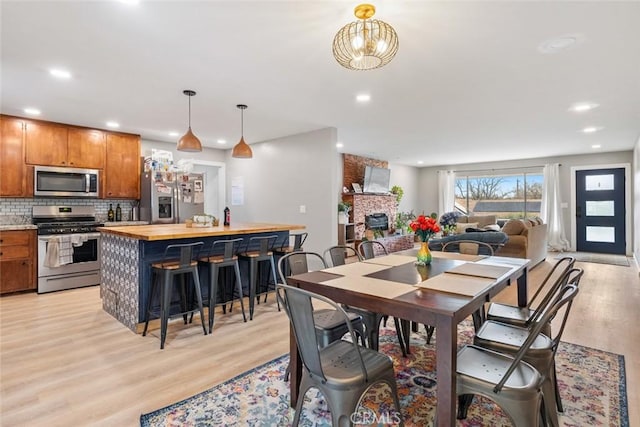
0 198 138 224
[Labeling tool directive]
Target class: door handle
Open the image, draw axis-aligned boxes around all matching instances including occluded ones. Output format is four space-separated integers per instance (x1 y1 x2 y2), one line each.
576 206 582 218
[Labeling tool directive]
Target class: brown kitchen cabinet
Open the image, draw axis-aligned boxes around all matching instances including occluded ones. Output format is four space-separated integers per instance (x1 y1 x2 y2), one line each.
0 116 32 197
0 229 37 294
25 121 106 169
67 128 106 169
24 121 69 166
104 133 140 199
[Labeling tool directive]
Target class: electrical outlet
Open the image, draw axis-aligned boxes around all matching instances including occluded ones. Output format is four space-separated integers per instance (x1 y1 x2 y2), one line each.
299 205 306 214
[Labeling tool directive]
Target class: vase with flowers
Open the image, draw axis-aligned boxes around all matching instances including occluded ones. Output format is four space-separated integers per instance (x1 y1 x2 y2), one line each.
410 213 441 265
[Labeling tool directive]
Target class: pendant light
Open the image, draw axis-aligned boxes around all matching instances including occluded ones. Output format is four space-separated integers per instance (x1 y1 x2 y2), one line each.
232 104 253 159
177 90 202 152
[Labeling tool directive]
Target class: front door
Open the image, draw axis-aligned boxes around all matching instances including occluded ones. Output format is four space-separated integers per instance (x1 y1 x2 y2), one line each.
575 168 625 254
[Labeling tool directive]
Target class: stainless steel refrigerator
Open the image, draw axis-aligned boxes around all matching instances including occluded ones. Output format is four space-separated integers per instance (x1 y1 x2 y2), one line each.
140 169 205 224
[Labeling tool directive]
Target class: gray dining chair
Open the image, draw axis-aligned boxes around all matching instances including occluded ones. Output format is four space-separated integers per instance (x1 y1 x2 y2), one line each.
486 256 576 331
277 251 365 347
323 245 361 267
442 239 495 256
337 243 410 356
478 267 584 420
276 283 403 427
357 240 388 260
457 283 580 427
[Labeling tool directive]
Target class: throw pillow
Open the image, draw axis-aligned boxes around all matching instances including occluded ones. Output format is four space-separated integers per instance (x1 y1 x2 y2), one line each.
468 215 497 228
483 224 501 232
456 222 478 234
501 219 525 235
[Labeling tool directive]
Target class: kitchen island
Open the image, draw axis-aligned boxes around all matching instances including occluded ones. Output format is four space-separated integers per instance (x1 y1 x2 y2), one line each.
99 222 305 332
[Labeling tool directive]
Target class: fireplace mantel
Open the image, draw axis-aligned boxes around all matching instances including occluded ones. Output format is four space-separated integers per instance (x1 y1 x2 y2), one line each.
342 193 397 240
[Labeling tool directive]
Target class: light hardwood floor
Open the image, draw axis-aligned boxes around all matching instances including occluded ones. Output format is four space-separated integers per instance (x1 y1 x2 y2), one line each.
1 256 638 426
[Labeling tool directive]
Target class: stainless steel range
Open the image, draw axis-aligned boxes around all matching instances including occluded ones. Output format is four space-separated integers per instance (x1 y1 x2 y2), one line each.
33 206 103 293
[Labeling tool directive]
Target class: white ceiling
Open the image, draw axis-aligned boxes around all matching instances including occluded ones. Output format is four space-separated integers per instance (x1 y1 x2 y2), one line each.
2 1 640 167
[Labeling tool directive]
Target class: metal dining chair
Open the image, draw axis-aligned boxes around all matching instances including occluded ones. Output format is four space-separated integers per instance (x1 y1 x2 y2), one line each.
484 263 581 414
486 256 576 330
357 240 388 260
277 251 365 347
456 283 580 427
442 239 495 256
354 241 413 356
276 283 403 427
464 275 582 427
323 244 361 267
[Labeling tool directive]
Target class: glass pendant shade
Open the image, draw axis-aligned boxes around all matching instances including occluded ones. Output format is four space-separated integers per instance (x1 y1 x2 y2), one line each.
177 90 202 152
232 104 253 159
333 4 399 71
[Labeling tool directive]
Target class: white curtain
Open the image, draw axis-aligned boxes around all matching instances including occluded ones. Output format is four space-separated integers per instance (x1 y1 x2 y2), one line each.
437 170 456 214
541 163 570 251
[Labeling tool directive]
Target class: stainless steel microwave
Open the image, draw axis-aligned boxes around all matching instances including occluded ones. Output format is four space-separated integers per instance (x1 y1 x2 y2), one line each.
34 166 100 198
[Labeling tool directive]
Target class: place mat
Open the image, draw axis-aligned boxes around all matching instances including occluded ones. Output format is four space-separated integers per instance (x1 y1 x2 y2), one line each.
362 254 417 267
446 263 512 279
322 262 388 277
431 251 483 262
320 275 415 299
415 272 494 297
477 256 529 267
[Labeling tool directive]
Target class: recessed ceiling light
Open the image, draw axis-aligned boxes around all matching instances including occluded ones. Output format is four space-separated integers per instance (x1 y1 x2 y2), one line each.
417 160 424 165
538 34 585 54
168 131 179 137
336 142 344 148
49 68 72 79
582 126 603 134
217 139 227 145
106 121 120 128
356 94 371 103
23 108 41 115
592 144 602 149
569 102 599 113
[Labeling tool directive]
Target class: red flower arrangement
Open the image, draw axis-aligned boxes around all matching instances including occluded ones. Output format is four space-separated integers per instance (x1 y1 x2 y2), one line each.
409 214 441 242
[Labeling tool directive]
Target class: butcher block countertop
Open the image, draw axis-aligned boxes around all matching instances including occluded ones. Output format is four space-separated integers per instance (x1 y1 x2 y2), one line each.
98 222 305 241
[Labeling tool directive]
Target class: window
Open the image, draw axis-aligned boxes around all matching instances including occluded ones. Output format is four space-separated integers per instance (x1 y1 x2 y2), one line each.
455 170 543 219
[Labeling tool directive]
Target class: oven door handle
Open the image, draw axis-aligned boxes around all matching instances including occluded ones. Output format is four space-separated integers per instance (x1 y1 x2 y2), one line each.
39 232 101 242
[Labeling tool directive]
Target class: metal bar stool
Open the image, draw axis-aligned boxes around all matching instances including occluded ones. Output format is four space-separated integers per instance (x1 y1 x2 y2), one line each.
142 242 207 349
238 235 279 320
199 238 247 333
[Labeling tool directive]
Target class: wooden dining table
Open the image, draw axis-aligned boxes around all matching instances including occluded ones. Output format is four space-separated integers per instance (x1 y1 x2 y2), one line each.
285 249 530 427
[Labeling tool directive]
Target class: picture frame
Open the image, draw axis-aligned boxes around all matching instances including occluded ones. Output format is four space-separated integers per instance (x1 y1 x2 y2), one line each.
352 183 363 193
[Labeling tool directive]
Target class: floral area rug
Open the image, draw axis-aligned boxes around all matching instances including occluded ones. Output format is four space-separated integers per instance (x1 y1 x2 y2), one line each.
140 321 628 426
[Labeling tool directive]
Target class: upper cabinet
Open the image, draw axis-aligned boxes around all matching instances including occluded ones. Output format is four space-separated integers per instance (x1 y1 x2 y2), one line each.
0 116 32 197
67 128 106 169
25 122 105 169
1 115 140 200
104 133 140 199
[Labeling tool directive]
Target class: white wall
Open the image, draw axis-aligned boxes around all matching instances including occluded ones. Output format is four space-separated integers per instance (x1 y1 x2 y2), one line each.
417 151 633 245
225 128 339 254
388 163 420 214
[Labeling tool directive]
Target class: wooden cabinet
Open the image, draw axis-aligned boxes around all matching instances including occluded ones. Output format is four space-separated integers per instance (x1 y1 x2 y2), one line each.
67 128 106 169
0 229 37 294
104 133 140 199
0 116 32 197
25 121 69 166
25 122 106 169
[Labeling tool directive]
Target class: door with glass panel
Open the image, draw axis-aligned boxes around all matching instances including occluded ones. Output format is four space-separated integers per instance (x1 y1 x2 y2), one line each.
575 168 625 254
